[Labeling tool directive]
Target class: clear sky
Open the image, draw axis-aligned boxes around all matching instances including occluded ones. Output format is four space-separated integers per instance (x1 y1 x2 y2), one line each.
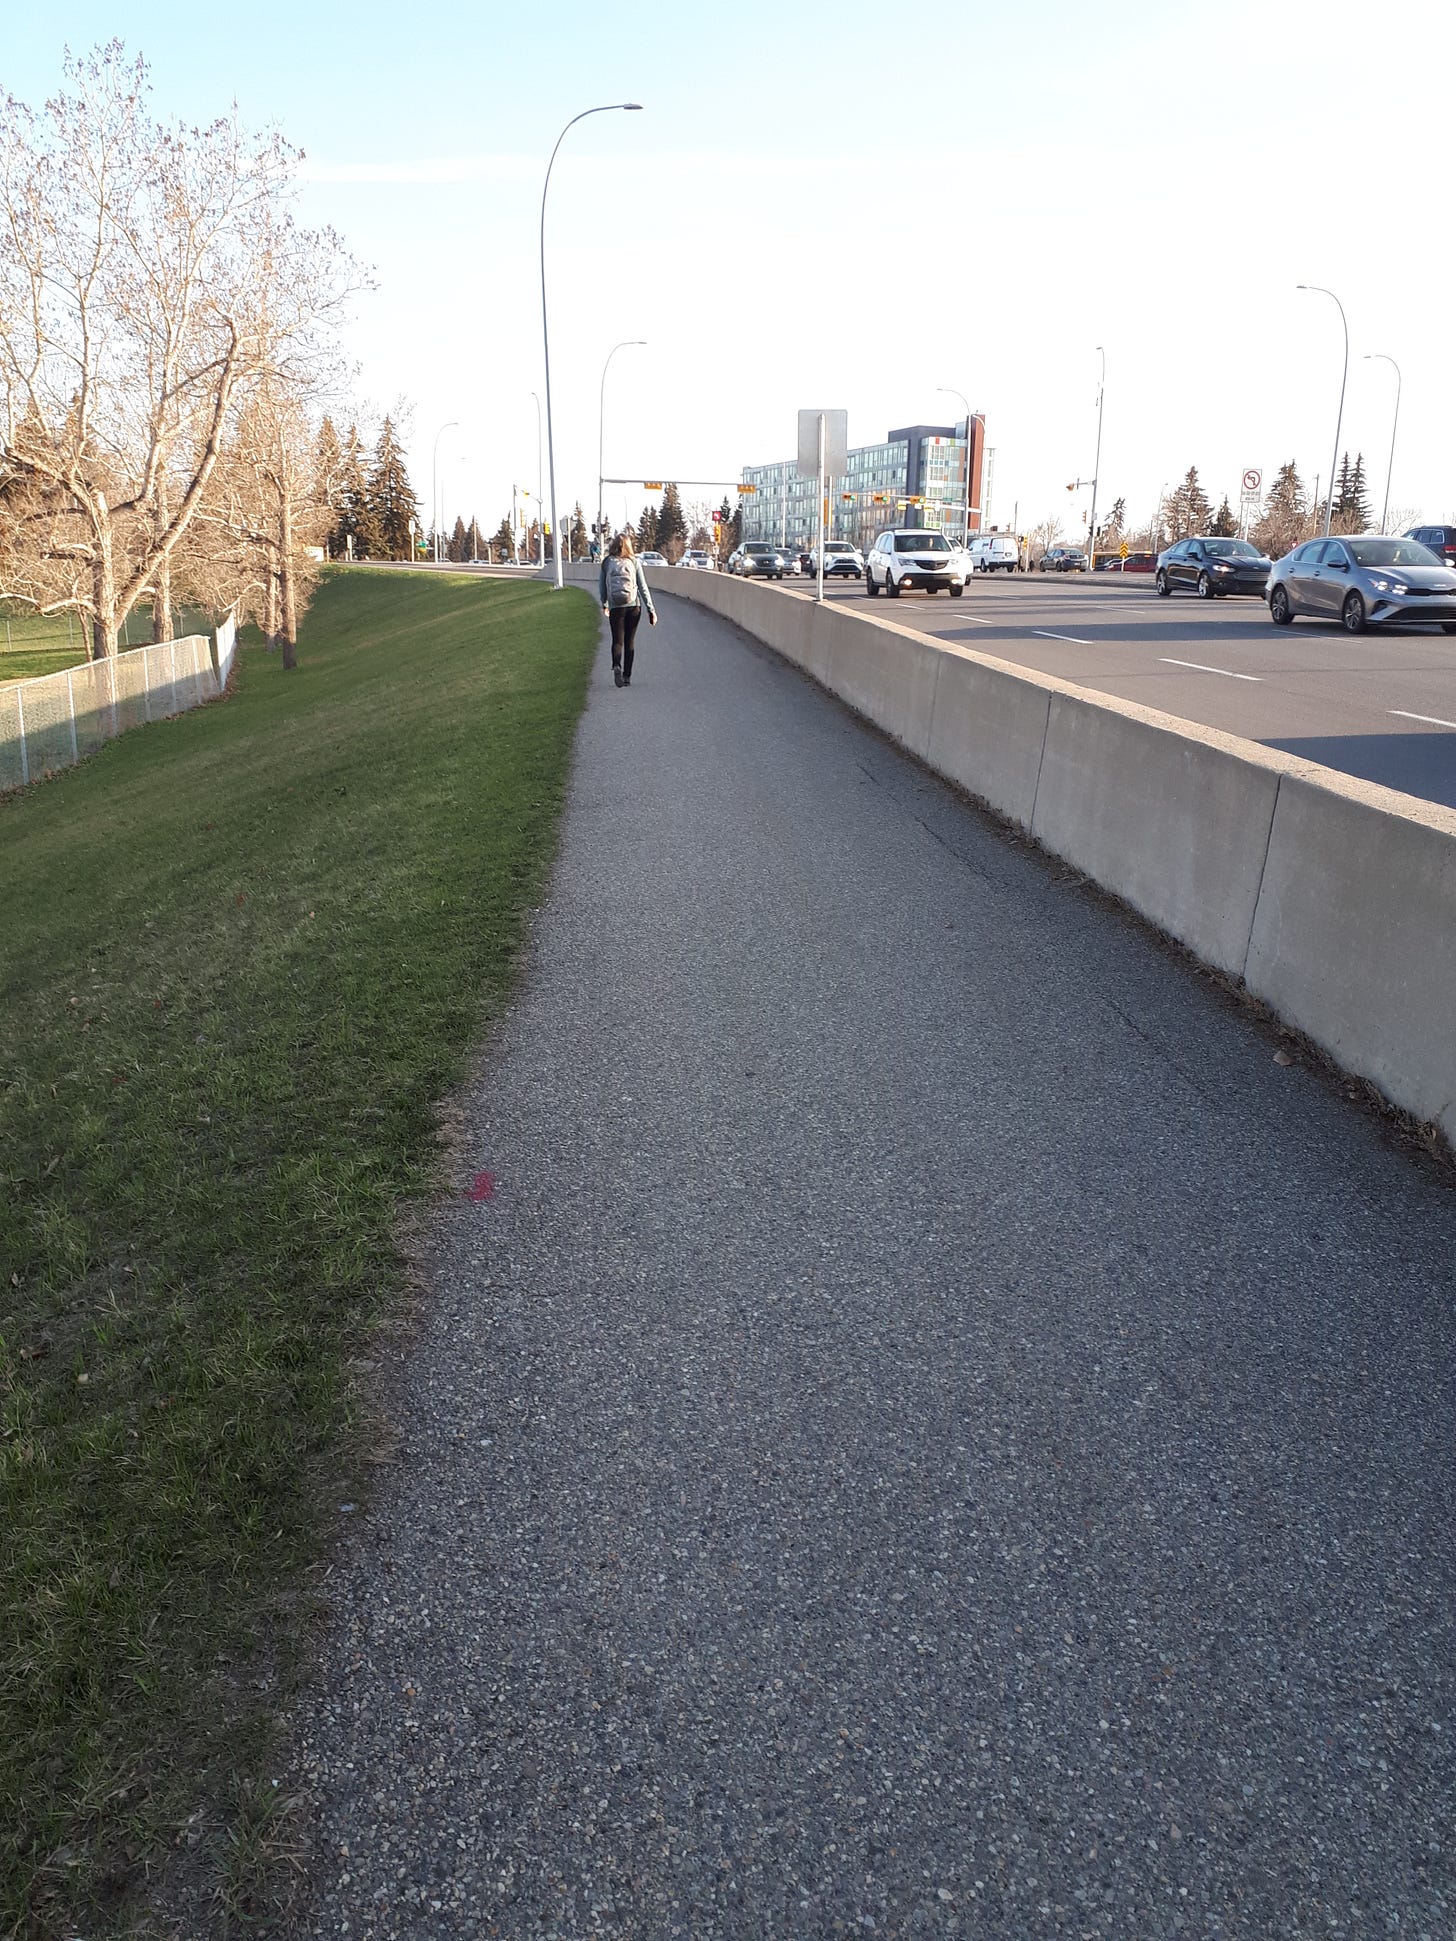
5 0 1451 544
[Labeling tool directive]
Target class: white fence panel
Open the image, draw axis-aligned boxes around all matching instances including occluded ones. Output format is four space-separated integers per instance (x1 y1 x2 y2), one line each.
0 620 235 794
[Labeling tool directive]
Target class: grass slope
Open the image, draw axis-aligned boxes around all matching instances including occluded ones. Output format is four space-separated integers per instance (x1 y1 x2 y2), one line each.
0 568 598 1936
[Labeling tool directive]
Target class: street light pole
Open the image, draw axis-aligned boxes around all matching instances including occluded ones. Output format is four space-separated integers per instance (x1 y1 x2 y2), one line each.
1364 353 1402 535
598 340 646 564
431 420 459 564
1298 284 1348 537
530 392 545 566
936 387 985 545
540 102 643 590
1087 347 1105 566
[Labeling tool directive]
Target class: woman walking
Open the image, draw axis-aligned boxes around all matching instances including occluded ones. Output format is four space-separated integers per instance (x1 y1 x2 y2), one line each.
599 531 657 688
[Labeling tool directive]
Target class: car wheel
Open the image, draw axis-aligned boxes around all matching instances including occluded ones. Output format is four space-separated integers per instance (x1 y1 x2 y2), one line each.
950 585 964 598
1342 590 1367 634
1196 572 1214 599
1443 622 1456 635
886 572 901 599
866 570 879 597
1155 571 1170 597
1269 585 1294 627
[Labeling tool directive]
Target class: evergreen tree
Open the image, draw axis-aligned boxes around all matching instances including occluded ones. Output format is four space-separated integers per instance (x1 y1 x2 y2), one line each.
1252 460 1307 559
313 416 345 556
1164 465 1213 540
492 515 514 561
1095 496 1126 549
570 503 588 561
467 516 485 562
1333 450 1371 534
334 423 374 558
1208 495 1238 537
449 513 468 562
635 504 659 552
657 482 688 560
365 415 418 560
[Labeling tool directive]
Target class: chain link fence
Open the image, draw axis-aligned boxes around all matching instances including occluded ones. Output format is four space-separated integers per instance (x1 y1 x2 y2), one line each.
0 614 237 794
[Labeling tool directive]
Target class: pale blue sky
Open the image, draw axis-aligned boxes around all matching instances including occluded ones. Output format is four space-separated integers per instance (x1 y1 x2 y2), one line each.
6 1 1451 540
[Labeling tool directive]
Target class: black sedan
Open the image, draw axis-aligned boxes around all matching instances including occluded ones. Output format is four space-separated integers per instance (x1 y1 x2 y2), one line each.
1156 536 1271 598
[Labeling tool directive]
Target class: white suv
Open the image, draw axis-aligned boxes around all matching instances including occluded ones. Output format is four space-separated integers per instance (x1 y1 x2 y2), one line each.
865 529 966 598
808 540 864 578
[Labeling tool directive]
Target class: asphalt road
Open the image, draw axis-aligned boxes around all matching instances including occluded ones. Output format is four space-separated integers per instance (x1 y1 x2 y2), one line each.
778 572 1456 809
290 590 1454 1939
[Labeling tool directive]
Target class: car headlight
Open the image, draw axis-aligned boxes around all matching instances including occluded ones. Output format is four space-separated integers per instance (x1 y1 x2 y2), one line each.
1212 562 1233 572
1368 578 1407 595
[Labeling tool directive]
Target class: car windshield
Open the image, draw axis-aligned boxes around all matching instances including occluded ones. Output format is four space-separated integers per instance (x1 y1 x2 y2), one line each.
825 543 850 553
1348 537 1440 568
895 533 950 553
746 543 774 554
1202 540 1261 559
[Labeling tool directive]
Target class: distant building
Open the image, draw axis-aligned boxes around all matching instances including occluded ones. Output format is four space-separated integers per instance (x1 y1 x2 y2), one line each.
741 419 987 551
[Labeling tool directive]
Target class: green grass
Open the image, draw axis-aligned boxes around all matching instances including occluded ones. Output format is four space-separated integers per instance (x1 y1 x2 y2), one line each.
0 568 598 1937
1 604 212 684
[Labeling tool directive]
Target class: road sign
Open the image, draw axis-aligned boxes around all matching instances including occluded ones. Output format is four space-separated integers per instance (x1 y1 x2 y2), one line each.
796 408 848 480
1242 467 1262 493
643 480 663 491
1120 541 1129 558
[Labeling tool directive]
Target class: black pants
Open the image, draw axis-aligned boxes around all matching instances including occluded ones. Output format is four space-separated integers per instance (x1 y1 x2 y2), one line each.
608 603 642 675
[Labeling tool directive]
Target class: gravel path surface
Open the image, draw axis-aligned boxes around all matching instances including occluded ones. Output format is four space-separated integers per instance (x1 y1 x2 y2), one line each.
290 592 1454 1939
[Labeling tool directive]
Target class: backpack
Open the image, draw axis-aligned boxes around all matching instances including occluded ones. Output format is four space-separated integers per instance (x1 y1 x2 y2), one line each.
605 554 637 607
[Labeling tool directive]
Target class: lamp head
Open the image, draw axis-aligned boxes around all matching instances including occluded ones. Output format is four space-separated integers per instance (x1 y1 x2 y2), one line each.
623 102 644 110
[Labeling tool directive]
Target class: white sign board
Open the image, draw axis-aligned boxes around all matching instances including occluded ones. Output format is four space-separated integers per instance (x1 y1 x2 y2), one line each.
1242 467 1262 493
797 409 848 480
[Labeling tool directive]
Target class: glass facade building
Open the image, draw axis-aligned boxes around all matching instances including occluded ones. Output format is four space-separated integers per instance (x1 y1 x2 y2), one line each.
741 419 986 552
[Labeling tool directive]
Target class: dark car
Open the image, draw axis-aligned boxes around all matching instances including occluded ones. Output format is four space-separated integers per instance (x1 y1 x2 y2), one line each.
728 541 787 579
1267 534 1456 633
1156 536 1271 598
1038 546 1086 572
1404 524 1456 571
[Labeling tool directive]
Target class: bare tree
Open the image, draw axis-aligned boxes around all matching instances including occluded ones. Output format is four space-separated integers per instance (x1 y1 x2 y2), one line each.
0 44 360 657
1028 514 1063 562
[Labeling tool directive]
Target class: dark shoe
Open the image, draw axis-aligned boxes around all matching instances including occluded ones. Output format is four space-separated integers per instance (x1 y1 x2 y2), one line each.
613 665 624 688
622 674 631 686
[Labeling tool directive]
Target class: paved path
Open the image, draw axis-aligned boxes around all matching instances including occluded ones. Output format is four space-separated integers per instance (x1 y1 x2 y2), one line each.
791 575 1456 809
292 591 1454 1939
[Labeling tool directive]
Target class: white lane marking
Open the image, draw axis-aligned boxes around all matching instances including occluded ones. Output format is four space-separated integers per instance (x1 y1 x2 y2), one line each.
1389 709 1456 730
1159 657 1261 682
1033 629 1094 645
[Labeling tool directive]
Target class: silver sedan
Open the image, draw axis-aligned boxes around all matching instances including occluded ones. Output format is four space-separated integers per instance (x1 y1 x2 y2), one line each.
1267 534 1456 634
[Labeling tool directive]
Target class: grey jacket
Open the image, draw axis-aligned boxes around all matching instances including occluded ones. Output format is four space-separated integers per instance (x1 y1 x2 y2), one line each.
598 554 657 620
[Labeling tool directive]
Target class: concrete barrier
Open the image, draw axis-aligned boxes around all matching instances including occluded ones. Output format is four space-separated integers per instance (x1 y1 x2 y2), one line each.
645 570 1456 1149
1246 774 1456 1142
1029 692 1296 978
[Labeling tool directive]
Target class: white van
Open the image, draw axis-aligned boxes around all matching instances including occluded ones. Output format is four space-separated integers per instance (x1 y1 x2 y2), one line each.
966 532 1019 574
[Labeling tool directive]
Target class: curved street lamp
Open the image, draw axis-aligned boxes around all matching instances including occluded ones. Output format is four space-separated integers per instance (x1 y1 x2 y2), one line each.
1298 284 1348 537
431 420 459 564
1363 353 1402 535
540 103 644 589
1088 347 1105 564
599 340 647 563
937 386 985 544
